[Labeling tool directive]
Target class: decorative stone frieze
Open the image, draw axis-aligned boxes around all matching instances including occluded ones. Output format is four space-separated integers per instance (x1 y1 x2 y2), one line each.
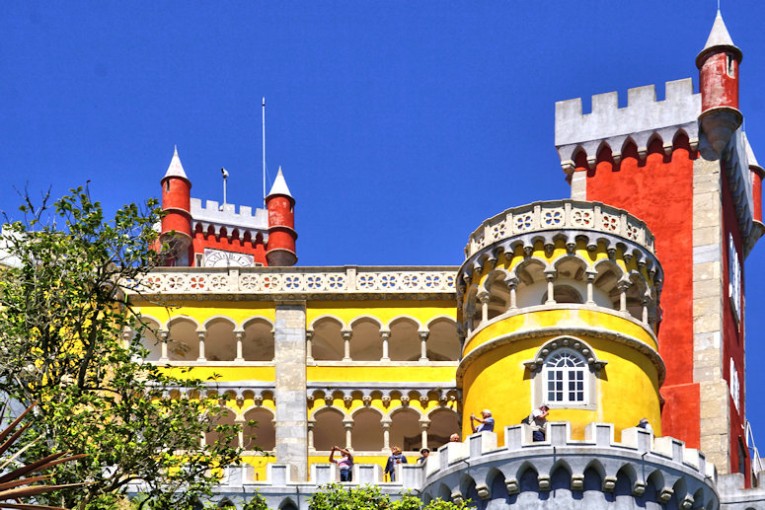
124 266 456 301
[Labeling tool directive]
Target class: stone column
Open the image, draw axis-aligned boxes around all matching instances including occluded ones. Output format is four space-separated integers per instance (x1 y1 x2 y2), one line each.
380 330 391 361
586 271 597 305
419 331 429 362
419 419 430 450
342 330 352 361
617 281 630 313
505 277 519 310
381 418 392 451
274 303 308 480
197 331 206 362
343 419 354 450
306 331 314 363
545 272 556 304
478 292 490 323
307 420 315 452
234 330 244 362
159 329 169 362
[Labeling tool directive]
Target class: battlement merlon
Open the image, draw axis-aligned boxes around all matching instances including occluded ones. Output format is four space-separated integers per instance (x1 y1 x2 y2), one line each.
555 78 701 172
190 197 269 239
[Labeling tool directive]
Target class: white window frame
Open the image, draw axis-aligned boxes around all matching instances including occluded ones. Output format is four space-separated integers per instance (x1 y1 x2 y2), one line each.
543 348 588 405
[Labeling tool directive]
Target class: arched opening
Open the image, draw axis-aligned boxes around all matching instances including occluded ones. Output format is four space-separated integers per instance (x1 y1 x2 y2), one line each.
514 259 547 308
205 318 236 362
427 408 459 448
541 283 584 305
350 317 382 361
205 407 238 448
427 318 460 361
351 408 383 451
313 408 345 451
244 407 275 452
167 318 199 361
312 317 344 361
243 318 274 361
484 272 510 320
137 318 162 361
390 408 421 453
389 318 420 361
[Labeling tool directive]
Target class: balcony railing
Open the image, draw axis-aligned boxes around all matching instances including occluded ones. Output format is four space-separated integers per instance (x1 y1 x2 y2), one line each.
125 266 457 297
465 200 655 259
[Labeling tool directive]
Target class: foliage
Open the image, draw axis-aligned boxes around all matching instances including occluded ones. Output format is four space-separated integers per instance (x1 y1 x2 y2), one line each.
241 494 268 510
0 187 241 509
0 401 85 510
308 484 473 510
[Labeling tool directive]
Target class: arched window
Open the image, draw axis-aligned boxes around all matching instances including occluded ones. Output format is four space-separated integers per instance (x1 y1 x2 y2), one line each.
544 348 587 404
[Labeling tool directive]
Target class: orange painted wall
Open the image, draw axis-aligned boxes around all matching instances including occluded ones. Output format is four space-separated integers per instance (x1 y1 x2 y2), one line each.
582 138 700 447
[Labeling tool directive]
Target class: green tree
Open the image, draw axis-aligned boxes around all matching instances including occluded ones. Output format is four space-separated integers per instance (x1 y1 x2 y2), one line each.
307 484 473 510
0 187 240 509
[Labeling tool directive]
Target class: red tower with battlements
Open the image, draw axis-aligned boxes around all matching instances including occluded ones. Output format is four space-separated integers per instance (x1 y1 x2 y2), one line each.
158 149 297 268
555 12 764 481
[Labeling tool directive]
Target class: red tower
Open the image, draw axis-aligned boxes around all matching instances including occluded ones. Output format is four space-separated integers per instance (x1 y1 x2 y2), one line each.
265 167 297 267
160 146 193 266
554 12 764 480
697 10 743 159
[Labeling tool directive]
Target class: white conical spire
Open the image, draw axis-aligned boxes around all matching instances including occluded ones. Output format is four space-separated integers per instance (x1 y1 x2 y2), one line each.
697 10 742 67
163 145 189 179
266 166 293 199
703 10 735 50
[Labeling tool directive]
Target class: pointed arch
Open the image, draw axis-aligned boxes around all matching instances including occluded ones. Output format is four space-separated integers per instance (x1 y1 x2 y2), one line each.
550 460 572 490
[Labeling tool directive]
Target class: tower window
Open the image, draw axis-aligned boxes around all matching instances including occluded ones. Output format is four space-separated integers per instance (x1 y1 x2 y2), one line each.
544 348 587 404
727 54 736 77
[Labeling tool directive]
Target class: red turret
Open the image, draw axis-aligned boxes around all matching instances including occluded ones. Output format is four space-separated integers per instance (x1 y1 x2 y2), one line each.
160 147 193 266
265 167 297 266
697 11 743 158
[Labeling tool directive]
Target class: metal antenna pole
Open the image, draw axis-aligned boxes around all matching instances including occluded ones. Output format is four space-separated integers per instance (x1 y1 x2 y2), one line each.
262 97 267 207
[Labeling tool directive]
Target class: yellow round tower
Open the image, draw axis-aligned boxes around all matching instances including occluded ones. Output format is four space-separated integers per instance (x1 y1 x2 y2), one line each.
456 200 665 441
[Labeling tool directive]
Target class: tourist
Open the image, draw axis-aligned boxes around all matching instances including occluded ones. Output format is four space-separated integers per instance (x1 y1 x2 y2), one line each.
329 445 353 482
384 446 408 481
417 447 430 464
470 409 495 433
525 405 549 442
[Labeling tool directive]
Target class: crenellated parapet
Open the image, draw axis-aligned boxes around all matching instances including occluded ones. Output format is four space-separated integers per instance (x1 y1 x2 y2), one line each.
190 197 269 240
555 78 700 174
421 424 718 510
174 423 721 510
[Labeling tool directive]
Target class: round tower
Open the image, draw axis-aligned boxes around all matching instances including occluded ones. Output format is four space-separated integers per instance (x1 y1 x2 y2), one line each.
456 200 665 441
696 10 743 158
160 146 193 266
265 166 297 266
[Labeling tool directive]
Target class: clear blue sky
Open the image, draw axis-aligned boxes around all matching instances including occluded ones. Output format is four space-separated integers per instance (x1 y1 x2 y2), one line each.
2 2 765 449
